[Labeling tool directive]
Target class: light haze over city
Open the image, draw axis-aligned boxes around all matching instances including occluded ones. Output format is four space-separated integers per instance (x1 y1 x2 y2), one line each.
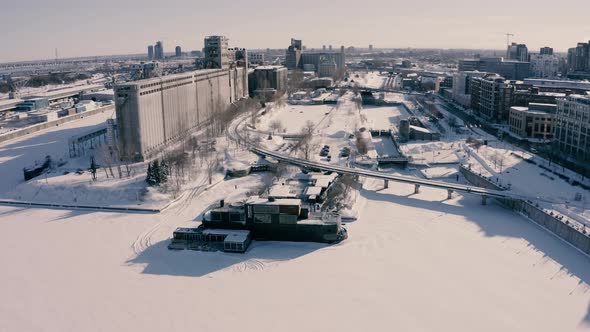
2 0 590 62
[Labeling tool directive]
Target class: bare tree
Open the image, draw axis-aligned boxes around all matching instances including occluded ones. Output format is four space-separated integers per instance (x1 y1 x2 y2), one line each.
355 130 370 155
287 70 305 97
269 120 284 134
295 126 319 160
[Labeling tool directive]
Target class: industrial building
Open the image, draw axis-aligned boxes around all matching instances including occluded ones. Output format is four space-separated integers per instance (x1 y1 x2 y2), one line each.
248 65 288 100
15 97 49 112
459 57 530 80
114 67 248 161
508 103 556 140
249 53 265 65
286 38 345 75
554 95 590 162
203 36 230 69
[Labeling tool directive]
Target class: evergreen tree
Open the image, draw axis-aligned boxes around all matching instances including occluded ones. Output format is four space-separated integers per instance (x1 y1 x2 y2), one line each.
146 163 156 186
152 160 161 185
90 156 97 182
159 159 169 184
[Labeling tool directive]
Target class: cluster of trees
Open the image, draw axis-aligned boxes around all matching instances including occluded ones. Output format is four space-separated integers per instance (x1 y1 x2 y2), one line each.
146 160 170 186
324 174 358 210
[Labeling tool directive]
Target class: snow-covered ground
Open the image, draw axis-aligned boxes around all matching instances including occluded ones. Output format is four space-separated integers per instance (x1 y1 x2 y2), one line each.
1 174 589 331
0 109 115 197
465 142 590 227
1 91 590 332
361 104 410 130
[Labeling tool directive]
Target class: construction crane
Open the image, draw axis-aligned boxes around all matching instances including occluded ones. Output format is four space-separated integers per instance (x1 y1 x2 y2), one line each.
505 33 514 47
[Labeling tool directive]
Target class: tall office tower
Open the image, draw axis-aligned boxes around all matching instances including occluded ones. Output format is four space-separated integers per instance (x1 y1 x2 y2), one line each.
148 45 154 60
540 47 553 55
286 38 302 69
154 41 164 60
507 42 529 62
323 45 326 51
568 41 590 73
175 46 182 57
369 44 373 52
329 45 332 51
203 35 229 69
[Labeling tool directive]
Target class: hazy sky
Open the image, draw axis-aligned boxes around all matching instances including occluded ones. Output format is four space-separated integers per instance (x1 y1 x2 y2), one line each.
2 0 590 62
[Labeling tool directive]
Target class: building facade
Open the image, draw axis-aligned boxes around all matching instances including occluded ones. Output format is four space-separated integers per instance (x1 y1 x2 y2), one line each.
175 46 182 57
554 95 590 161
459 57 530 80
154 41 164 60
286 38 302 69
530 53 560 78
507 43 529 62
567 41 590 74
203 36 229 69
147 45 154 60
249 53 265 65
452 71 487 108
114 67 248 161
470 74 513 122
248 66 288 100
509 103 556 140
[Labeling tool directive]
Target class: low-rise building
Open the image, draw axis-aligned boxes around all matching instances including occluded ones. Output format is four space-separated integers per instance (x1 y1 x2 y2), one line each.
508 103 556 140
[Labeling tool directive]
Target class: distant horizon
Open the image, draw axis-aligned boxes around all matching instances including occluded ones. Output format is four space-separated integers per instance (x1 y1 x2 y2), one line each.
0 45 576 65
2 0 589 63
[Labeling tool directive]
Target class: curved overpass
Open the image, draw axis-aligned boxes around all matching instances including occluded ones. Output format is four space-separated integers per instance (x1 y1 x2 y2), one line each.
229 112 522 202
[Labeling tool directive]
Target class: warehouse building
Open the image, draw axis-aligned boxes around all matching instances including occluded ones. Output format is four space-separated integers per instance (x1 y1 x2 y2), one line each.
114 67 248 161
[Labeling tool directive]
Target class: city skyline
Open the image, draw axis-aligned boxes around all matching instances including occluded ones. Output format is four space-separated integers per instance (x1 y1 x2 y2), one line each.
2 0 590 63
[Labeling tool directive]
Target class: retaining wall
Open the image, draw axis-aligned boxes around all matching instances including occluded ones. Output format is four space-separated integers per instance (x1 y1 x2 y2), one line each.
0 105 114 145
460 165 590 256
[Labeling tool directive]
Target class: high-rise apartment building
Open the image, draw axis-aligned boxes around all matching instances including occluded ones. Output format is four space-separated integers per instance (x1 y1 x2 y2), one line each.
470 74 514 122
567 41 590 79
154 41 164 60
147 45 154 60
530 53 560 78
286 38 302 69
507 43 529 62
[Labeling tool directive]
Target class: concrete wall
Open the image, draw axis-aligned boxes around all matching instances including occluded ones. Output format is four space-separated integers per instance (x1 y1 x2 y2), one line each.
460 165 590 256
518 201 590 255
115 67 249 161
0 105 114 145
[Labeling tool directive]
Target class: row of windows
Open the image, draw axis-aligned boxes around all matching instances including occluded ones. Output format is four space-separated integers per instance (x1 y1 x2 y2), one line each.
139 75 193 89
139 81 195 96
